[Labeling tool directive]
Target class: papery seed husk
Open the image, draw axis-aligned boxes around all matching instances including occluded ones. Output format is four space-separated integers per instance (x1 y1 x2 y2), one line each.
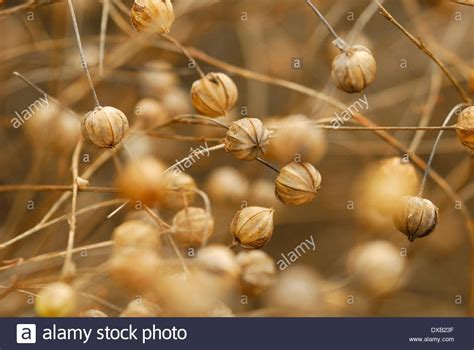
393 196 438 242
82 106 129 148
191 72 238 117
456 106 474 150
131 0 175 34
224 118 270 160
172 207 214 246
331 45 376 93
230 206 274 249
275 162 322 205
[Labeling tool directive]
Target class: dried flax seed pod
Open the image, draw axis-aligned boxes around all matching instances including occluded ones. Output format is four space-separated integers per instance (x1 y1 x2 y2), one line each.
131 0 175 34
331 45 376 93
455 106 474 150
205 166 249 202
134 98 169 128
236 250 276 296
230 206 274 249
275 162 322 205
197 245 241 280
108 248 161 292
347 241 406 295
161 172 197 209
191 72 238 117
393 196 438 242
82 106 129 148
117 156 166 205
225 118 270 160
35 282 77 317
172 207 214 247
112 220 160 252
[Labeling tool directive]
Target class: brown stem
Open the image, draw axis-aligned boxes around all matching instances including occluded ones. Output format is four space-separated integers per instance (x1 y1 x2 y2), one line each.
376 1 471 104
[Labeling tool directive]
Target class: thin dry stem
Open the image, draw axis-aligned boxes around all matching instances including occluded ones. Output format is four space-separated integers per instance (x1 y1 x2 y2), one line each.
376 1 471 104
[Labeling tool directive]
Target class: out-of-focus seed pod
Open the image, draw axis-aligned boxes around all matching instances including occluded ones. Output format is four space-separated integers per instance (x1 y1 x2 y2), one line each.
347 240 407 295
230 206 274 249
160 87 191 115
455 106 474 150
266 115 327 164
35 282 77 317
108 249 161 292
160 172 197 209
236 250 276 296
112 220 160 252
156 271 231 316
275 162 322 205
393 196 438 242
120 300 159 317
134 98 169 128
205 166 249 202
24 104 81 152
191 72 238 117
196 245 241 280
82 106 129 148
264 266 322 315
131 0 175 34
331 45 376 93
249 179 279 207
81 309 107 317
224 118 270 160
139 60 179 96
117 156 166 205
172 207 214 247
354 157 420 230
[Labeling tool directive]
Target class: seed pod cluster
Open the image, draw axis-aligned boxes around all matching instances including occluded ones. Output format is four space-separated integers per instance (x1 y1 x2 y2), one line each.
112 220 160 252
131 0 175 34
35 282 77 317
331 45 376 93
236 250 276 296
347 240 406 295
225 118 270 160
191 72 238 117
172 207 214 247
393 196 438 242
275 162 322 205
230 206 274 249
82 106 129 148
455 106 474 150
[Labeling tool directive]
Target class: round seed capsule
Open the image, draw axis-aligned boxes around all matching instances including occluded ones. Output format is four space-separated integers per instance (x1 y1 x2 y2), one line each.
82 106 129 148
131 0 175 34
275 162 322 205
191 72 238 117
172 207 214 247
230 206 274 249
331 45 376 93
224 118 270 160
117 156 166 205
236 250 276 296
393 196 439 242
161 172 197 209
347 240 407 295
196 244 241 280
112 220 160 252
35 282 77 317
455 106 474 150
